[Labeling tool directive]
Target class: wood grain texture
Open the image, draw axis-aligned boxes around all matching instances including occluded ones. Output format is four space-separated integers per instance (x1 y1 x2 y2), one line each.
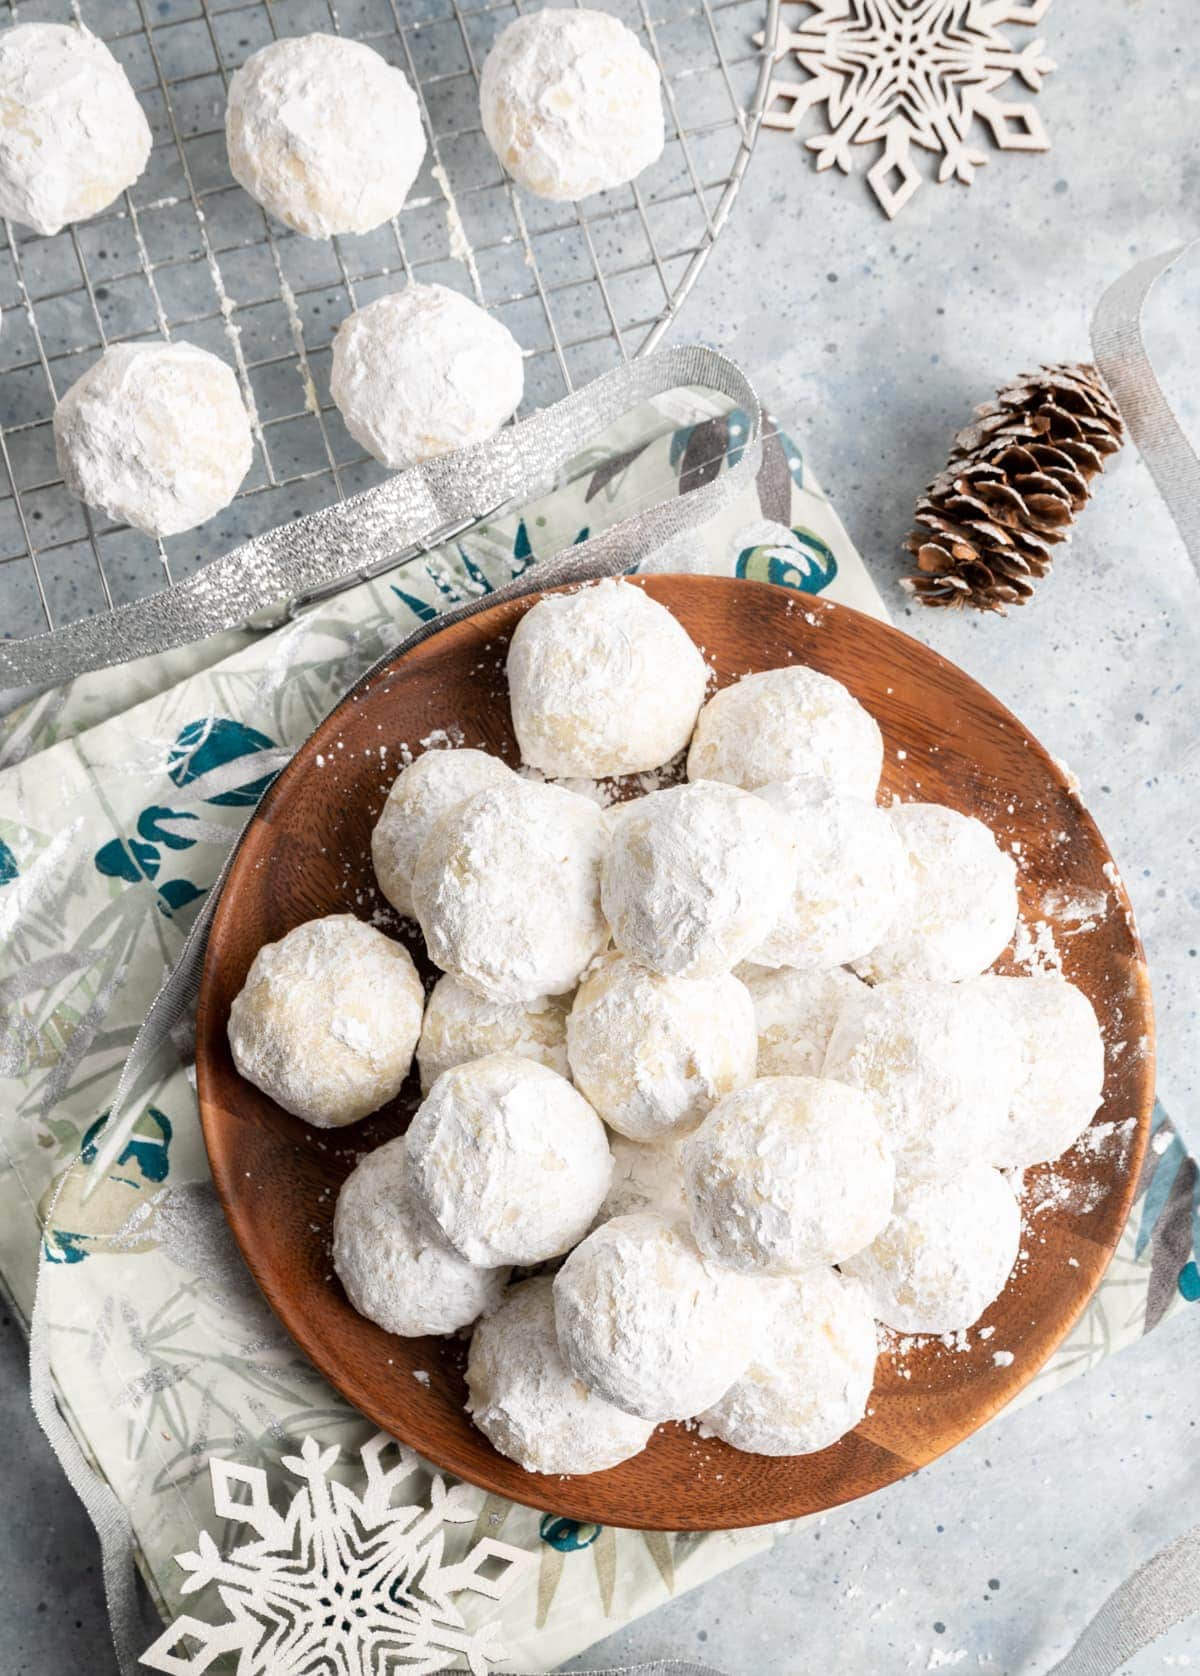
195 576 1154 1531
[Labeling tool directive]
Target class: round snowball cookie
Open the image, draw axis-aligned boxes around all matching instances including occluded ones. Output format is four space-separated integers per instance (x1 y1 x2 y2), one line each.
567 954 756 1141
682 1075 894 1275
413 777 608 1003
0 23 151 237
687 666 883 800
226 34 425 237
228 914 424 1128
965 975 1105 1169
553 1212 762 1421
855 803 1018 984
467 1276 654 1474
737 963 865 1078
602 781 797 979
592 1133 687 1228
843 1164 1021 1335
479 9 664 202
371 747 512 920
54 342 253 538
822 979 1020 1185
417 974 569 1095
334 1137 506 1337
747 779 909 970
507 580 708 778
701 1268 877 1456
331 285 524 468
405 1053 612 1266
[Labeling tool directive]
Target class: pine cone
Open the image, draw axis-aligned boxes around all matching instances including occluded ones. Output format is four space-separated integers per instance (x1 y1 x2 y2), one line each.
902 363 1124 612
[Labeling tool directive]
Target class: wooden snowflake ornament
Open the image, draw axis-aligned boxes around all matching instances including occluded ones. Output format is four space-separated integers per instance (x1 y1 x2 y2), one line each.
762 0 1057 217
140 1434 535 1675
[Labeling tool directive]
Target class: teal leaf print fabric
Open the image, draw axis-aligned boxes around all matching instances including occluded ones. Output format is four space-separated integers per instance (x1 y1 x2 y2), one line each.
168 718 280 806
736 525 840 594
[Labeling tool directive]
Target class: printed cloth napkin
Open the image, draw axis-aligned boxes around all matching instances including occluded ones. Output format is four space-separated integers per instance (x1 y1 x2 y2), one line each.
0 386 1196 1673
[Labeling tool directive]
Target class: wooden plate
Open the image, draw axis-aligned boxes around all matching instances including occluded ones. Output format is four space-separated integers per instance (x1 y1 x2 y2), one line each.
196 576 1154 1531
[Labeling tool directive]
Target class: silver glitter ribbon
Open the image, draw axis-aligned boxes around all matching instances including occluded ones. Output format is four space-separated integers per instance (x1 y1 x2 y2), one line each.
1091 237 1200 579
0 345 758 689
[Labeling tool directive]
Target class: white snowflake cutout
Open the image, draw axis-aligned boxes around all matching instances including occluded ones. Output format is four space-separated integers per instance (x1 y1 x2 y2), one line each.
761 0 1057 217
141 1433 535 1676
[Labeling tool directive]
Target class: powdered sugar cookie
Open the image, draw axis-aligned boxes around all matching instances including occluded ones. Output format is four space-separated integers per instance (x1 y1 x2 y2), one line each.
701 1268 877 1455
567 954 756 1140
334 1137 506 1337
843 1164 1021 1334
405 1054 611 1266
228 915 424 1127
467 1276 654 1474
682 1075 895 1274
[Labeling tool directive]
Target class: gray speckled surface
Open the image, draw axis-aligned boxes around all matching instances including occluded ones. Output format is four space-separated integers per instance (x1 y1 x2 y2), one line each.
3 0 1199 1671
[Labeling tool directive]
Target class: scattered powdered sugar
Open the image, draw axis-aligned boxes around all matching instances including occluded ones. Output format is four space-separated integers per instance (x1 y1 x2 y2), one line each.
1075 1116 1138 1163
992 1349 1014 1367
429 161 482 293
927 1649 970 1670
1009 915 1064 977
1051 756 1082 797
421 725 465 750
521 771 615 807
1024 1120 1136 1218
1040 886 1111 935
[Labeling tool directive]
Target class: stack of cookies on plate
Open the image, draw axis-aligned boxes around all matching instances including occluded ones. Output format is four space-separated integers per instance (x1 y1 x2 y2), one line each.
227 579 1105 1475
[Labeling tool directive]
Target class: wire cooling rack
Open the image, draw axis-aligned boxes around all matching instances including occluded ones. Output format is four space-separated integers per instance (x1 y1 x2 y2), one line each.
0 0 776 646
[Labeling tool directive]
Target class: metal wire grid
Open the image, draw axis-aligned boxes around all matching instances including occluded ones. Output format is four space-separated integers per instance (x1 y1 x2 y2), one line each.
0 0 774 644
